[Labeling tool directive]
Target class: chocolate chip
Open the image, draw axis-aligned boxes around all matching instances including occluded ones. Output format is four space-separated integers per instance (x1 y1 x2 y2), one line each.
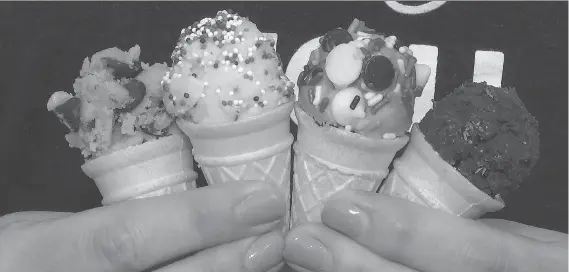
101 57 143 79
53 97 81 132
117 79 146 112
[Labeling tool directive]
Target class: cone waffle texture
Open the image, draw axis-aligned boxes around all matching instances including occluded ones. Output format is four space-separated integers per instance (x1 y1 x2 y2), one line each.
81 134 198 206
177 102 294 232
291 105 410 226
379 124 505 219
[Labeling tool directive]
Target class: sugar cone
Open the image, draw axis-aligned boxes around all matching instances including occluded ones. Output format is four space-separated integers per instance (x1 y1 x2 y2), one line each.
177 102 294 232
81 134 198 206
379 124 505 218
291 105 409 226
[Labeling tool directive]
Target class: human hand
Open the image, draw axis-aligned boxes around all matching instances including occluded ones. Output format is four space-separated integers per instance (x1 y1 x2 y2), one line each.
283 190 568 272
0 181 286 272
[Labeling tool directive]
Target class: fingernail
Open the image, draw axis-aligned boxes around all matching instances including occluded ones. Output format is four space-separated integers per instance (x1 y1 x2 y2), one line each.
235 188 285 226
245 232 285 272
283 234 332 272
321 199 369 238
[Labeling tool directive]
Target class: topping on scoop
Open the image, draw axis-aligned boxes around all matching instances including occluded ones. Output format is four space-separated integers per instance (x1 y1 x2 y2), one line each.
297 18 431 138
320 28 354 52
48 46 177 159
420 82 540 199
163 10 294 125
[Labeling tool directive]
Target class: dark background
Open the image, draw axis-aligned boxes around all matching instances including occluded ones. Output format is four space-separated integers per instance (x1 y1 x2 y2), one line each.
0 2 566 232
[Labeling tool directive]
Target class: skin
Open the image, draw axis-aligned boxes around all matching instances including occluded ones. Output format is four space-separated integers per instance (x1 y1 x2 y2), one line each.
1 184 565 272
0 181 286 272
284 190 568 272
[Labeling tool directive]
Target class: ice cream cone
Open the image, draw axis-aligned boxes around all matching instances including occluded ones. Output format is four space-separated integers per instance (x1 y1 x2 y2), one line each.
379 124 505 218
81 134 198 206
177 102 294 232
291 105 409 226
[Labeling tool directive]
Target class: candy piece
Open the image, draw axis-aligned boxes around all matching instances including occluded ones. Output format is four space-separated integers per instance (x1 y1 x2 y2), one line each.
307 86 316 104
350 95 361 110
325 43 364 88
330 87 366 126
298 66 324 87
415 64 431 87
370 95 390 115
321 28 354 52
309 47 327 66
364 91 376 100
319 97 330 113
367 93 385 107
397 59 406 74
118 79 147 112
313 85 323 105
409 67 418 91
52 96 81 132
101 57 143 79
363 55 395 91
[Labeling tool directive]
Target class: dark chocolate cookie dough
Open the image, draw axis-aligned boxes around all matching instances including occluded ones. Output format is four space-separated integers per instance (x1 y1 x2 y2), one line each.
420 82 540 199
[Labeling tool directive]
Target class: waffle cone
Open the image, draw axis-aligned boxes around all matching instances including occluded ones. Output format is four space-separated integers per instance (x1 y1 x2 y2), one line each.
379 124 505 218
291 105 409 225
81 134 198 206
177 102 294 232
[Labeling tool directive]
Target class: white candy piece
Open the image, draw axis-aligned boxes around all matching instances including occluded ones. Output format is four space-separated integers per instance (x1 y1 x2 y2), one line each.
367 93 385 107
364 91 376 100
325 43 364 88
415 64 431 87
330 87 366 126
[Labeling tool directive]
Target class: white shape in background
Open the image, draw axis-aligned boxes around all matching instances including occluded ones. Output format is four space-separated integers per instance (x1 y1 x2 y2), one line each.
285 36 322 124
267 33 278 50
385 1 447 15
472 50 504 87
410 44 439 124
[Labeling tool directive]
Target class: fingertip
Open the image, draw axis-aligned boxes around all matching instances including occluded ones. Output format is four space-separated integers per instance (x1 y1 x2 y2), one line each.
283 223 334 272
286 223 323 243
245 231 286 272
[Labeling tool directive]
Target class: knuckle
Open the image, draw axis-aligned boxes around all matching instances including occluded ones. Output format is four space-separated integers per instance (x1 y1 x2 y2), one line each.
91 221 144 270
